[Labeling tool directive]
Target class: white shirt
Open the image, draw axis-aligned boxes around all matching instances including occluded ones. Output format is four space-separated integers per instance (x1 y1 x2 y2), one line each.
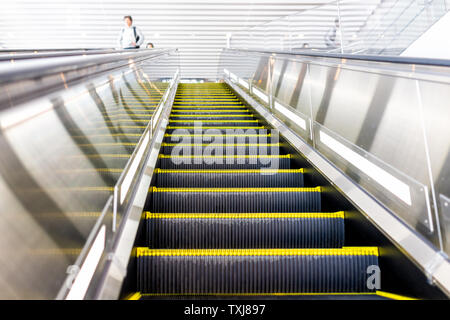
117 25 145 48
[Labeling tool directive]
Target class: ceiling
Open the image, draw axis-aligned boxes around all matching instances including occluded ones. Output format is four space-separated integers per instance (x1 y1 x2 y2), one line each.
0 0 382 79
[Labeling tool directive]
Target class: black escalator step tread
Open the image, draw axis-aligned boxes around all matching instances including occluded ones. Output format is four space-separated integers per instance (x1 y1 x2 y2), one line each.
169 121 261 127
171 110 252 114
154 169 303 187
170 116 255 120
160 143 283 156
144 212 344 248
150 187 321 213
158 154 291 169
137 293 392 300
165 128 270 135
172 105 247 109
173 104 243 107
136 247 379 294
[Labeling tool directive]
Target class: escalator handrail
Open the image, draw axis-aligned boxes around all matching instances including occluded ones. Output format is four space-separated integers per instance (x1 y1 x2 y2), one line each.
225 47 450 68
0 48 178 84
0 48 154 61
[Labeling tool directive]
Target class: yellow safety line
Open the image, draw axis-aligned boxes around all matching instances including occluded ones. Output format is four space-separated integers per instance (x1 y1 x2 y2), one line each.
124 292 142 300
165 133 271 137
170 114 253 117
375 291 418 300
161 143 280 146
171 110 251 113
155 168 301 173
172 106 245 108
169 120 258 123
136 247 379 257
159 154 290 158
151 186 321 192
167 126 267 129
139 292 378 297
174 103 243 105
137 291 419 299
144 211 344 219
174 98 239 100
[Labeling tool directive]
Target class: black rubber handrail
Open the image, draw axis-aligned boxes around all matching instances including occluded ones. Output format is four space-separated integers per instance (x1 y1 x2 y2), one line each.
226 48 450 68
0 48 177 84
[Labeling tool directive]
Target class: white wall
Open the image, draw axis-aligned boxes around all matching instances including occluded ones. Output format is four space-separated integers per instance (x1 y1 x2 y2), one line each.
401 11 450 60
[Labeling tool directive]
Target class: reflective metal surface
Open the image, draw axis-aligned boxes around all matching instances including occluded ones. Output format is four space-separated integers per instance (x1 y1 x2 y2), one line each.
0 49 179 299
220 48 450 296
229 0 449 55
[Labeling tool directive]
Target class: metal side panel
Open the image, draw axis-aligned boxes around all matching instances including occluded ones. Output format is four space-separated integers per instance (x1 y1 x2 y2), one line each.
226 78 450 297
94 83 177 300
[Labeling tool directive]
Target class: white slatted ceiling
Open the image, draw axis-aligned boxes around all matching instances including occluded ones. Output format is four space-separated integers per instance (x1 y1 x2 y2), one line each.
0 0 378 80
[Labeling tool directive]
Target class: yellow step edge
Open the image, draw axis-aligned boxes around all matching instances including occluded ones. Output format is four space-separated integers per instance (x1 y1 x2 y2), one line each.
151 186 321 192
171 110 251 113
135 292 418 299
169 120 259 123
144 211 344 219
136 247 378 257
172 106 246 108
160 143 280 147
165 134 271 137
154 168 300 173
138 292 378 297
124 292 142 300
170 114 253 117
375 291 418 300
166 126 267 129
174 103 243 105
158 154 290 158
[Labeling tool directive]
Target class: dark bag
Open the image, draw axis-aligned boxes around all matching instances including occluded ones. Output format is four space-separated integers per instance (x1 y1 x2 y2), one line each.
133 26 140 48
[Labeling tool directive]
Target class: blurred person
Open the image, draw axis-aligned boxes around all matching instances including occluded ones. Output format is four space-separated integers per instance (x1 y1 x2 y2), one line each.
146 43 154 49
117 15 145 49
324 18 341 49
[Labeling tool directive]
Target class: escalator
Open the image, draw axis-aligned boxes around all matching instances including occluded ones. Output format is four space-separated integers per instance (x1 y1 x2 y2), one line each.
121 83 416 300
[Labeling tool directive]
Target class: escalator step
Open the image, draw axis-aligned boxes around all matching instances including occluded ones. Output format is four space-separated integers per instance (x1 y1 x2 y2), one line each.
158 154 291 169
149 187 321 213
160 143 282 156
144 212 344 248
136 247 379 294
172 106 247 109
164 133 274 144
171 110 251 114
154 169 303 188
170 115 255 120
166 127 268 134
169 120 261 127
